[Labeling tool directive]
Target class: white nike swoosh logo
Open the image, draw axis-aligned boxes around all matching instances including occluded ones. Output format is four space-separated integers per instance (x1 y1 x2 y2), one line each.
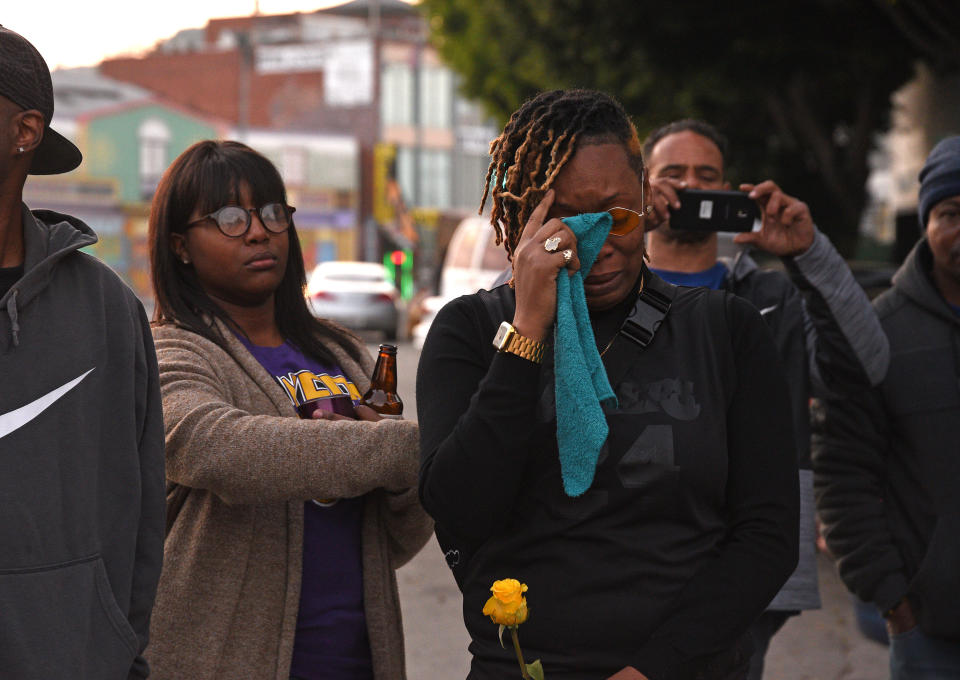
759 304 778 316
0 368 95 440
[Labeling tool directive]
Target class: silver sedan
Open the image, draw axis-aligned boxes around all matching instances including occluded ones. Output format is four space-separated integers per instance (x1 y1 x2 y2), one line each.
306 261 399 340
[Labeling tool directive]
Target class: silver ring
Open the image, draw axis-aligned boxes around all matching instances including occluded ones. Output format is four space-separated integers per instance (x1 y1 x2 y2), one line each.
544 236 561 252
562 248 573 264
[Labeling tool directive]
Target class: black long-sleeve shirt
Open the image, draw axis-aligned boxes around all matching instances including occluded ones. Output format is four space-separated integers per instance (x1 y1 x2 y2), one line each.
417 274 798 680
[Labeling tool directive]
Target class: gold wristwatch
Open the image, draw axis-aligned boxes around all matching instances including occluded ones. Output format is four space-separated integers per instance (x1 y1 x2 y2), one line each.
492 321 545 364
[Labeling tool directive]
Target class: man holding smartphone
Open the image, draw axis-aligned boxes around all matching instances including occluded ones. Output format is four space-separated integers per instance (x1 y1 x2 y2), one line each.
643 119 889 680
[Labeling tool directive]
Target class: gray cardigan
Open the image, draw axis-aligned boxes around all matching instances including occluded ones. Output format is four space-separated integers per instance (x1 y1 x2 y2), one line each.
145 320 432 680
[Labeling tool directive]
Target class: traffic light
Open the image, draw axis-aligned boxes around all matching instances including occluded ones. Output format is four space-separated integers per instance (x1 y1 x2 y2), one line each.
383 249 413 300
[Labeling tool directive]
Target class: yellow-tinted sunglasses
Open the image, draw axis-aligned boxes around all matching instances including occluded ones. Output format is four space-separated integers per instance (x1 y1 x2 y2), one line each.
606 179 649 236
607 206 646 237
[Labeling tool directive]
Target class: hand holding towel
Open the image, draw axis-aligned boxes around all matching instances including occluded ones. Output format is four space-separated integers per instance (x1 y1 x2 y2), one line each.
554 212 618 497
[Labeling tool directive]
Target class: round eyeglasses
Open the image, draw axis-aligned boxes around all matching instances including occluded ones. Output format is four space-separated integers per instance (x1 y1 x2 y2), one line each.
186 203 295 238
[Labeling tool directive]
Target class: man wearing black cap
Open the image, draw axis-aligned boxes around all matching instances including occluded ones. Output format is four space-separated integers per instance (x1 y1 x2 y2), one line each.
814 136 960 679
0 26 165 680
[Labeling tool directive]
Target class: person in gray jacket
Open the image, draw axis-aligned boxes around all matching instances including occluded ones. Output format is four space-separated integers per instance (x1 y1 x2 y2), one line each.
814 136 960 679
642 119 889 679
0 26 166 679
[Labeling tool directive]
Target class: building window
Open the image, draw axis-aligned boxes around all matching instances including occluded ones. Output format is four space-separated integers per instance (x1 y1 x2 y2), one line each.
138 118 171 198
395 146 416 204
381 62 413 126
420 149 451 208
282 147 307 186
420 67 452 129
394 147 451 208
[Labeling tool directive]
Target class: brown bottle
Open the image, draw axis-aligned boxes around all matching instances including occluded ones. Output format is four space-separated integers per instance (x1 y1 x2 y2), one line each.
360 344 403 418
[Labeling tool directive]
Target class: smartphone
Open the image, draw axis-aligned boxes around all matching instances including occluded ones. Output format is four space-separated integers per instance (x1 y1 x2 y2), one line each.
669 189 759 232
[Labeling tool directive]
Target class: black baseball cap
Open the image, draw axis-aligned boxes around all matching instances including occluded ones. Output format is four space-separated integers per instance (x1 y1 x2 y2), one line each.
0 25 82 174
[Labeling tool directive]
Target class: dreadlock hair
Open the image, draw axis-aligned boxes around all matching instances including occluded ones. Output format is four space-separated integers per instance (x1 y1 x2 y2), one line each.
641 119 729 168
479 89 645 261
149 140 366 369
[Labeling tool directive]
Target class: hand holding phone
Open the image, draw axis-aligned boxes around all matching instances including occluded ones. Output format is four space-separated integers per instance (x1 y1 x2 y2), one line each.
733 181 816 256
668 189 759 233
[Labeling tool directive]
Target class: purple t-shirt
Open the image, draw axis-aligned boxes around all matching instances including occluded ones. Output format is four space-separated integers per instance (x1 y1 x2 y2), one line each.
236 334 373 680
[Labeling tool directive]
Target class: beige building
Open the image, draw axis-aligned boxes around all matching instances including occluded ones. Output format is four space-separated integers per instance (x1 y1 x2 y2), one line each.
864 64 960 260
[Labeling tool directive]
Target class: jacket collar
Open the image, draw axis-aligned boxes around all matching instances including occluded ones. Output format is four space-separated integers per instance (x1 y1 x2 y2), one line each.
1 205 98 347
720 247 758 284
893 238 960 327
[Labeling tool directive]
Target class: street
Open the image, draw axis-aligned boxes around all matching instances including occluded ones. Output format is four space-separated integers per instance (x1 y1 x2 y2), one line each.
373 339 889 680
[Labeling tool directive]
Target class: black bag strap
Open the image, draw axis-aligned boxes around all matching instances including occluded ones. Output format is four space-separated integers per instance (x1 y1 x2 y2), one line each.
620 277 676 348
602 272 678 391
705 287 736 401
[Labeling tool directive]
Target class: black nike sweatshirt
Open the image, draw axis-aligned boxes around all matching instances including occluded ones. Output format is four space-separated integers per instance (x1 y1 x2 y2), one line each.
0 205 165 679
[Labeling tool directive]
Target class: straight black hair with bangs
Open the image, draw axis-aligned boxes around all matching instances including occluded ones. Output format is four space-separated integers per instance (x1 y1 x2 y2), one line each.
149 139 365 368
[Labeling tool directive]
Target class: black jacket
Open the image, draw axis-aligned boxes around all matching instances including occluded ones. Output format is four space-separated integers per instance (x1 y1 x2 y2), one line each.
813 238 960 640
724 230 890 469
721 230 888 612
418 269 799 680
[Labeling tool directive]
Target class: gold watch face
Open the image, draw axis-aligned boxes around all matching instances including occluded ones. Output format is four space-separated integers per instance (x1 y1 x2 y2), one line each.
493 321 514 350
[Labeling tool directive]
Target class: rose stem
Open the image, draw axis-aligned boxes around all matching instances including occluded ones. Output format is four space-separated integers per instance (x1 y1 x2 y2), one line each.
511 627 530 679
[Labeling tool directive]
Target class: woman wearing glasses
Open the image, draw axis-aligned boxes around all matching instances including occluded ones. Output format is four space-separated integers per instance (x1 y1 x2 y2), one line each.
145 140 431 680
417 90 799 680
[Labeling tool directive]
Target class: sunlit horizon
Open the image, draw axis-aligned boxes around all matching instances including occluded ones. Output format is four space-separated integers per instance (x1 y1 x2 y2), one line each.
5 0 417 71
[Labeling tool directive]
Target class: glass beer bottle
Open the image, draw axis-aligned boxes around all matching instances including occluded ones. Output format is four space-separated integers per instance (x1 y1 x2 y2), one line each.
360 344 403 418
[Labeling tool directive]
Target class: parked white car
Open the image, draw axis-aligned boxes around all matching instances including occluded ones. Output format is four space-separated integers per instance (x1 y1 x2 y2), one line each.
412 216 509 348
306 261 399 340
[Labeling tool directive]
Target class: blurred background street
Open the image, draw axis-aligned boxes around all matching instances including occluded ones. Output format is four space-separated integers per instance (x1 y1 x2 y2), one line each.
372 338 889 680
8 0 959 319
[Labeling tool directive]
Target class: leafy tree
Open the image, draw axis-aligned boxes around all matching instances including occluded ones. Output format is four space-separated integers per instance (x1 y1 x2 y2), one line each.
871 0 960 72
421 0 942 257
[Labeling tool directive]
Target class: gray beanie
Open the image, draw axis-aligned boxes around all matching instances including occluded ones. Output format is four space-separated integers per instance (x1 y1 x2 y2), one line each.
918 135 960 228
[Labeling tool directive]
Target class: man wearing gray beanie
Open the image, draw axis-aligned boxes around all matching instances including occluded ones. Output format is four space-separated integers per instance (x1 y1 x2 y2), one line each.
918 136 960 233
814 135 960 680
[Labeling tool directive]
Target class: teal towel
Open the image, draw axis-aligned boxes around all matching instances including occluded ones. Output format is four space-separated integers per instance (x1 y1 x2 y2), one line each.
555 212 618 497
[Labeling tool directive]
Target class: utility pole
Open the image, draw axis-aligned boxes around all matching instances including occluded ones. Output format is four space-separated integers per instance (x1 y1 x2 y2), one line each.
364 0 383 262
237 31 253 142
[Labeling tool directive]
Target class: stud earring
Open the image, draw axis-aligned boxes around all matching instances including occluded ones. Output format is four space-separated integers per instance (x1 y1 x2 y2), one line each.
182 256 191 264
17 147 24 154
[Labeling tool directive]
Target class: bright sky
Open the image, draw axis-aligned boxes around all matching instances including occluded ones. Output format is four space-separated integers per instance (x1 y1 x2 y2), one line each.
5 1 413 70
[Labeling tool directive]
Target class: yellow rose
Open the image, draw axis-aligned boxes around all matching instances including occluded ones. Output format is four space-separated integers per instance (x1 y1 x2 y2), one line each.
482 579 529 626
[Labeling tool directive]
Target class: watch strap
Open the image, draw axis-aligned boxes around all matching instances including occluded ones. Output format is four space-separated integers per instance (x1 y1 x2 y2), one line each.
504 330 545 364
493 321 545 364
